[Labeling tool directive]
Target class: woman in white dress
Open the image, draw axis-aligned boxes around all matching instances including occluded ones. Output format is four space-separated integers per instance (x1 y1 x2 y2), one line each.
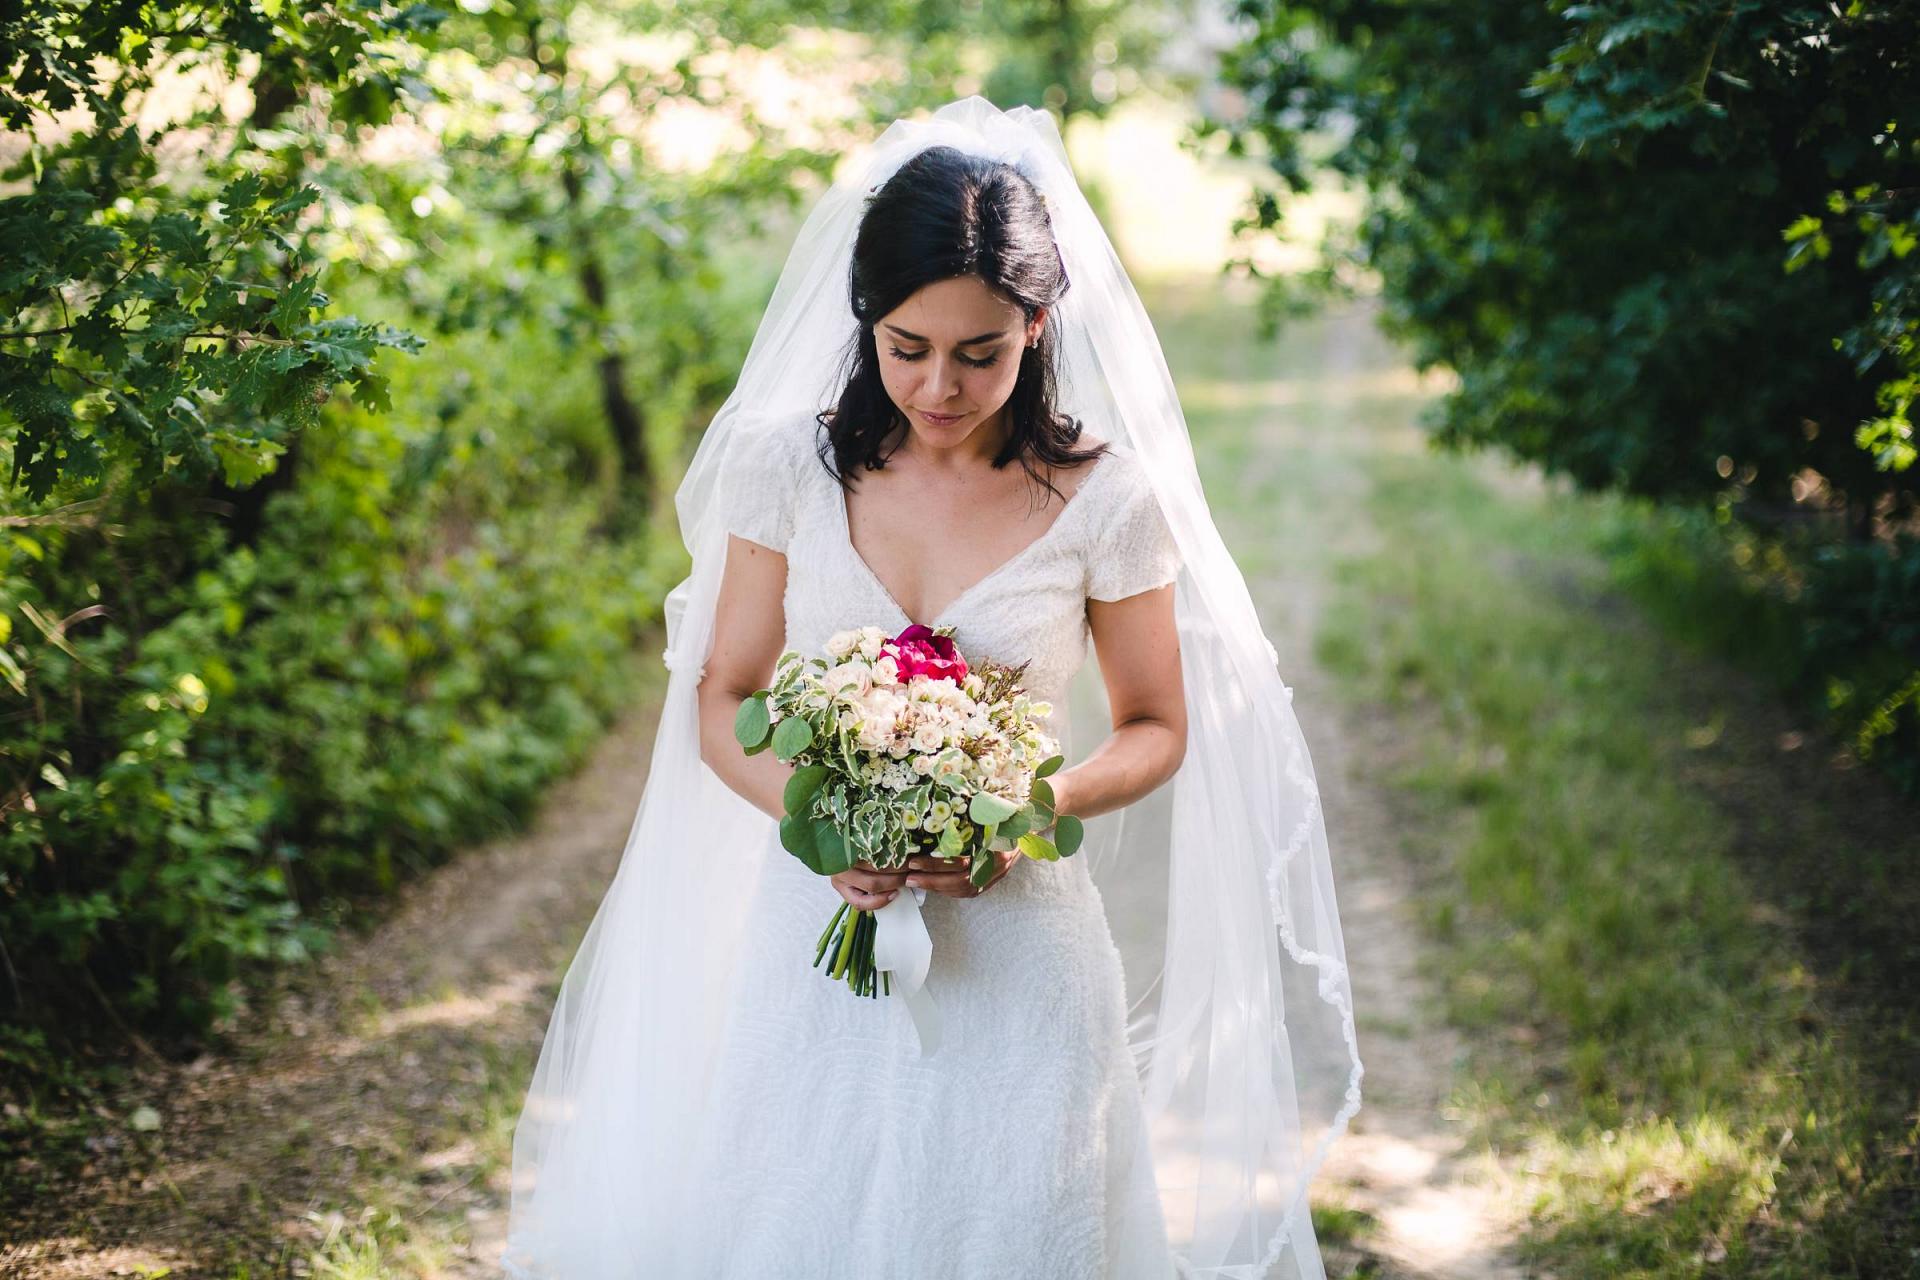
502 99 1363 1280
680 139 1187 1277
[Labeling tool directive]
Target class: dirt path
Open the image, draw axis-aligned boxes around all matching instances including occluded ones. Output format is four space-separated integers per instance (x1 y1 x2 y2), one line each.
1219 295 1525 1279
4 295 1522 1279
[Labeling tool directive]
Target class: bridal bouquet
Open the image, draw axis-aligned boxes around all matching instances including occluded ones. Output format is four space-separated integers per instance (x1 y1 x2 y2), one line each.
733 623 1084 1000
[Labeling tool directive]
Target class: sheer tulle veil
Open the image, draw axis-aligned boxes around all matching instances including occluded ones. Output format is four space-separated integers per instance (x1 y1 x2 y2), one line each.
502 96 1363 1280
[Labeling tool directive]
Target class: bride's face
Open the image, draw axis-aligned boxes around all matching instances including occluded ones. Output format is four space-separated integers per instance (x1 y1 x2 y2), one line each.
873 274 1045 445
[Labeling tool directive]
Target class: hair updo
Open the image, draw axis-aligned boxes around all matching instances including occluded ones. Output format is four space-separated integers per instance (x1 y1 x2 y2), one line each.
817 144 1106 504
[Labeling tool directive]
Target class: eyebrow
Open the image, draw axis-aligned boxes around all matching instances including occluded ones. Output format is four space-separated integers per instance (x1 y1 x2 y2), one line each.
882 324 1008 346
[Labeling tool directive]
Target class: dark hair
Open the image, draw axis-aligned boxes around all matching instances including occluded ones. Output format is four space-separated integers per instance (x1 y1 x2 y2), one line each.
815 145 1106 509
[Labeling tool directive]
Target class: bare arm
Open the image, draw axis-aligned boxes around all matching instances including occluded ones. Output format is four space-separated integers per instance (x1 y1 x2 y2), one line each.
696 534 797 821
1054 581 1187 822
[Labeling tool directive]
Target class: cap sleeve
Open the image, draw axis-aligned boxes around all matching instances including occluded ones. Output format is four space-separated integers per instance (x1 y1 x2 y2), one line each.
718 416 801 554
1086 452 1183 602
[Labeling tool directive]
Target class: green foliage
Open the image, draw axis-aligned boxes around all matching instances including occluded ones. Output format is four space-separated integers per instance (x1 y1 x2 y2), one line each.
1215 0 1920 788
0 0 440 500
0 374 675 1038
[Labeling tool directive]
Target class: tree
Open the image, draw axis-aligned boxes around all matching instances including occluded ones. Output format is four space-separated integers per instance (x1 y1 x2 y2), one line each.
0 0 434 503
1212 0 1920 784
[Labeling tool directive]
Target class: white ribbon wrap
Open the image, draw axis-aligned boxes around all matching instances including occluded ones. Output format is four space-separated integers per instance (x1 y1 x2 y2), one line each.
870 886 941 1056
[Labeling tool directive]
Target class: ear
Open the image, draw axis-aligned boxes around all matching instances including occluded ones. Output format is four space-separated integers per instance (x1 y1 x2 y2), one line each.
1027 306 1048 347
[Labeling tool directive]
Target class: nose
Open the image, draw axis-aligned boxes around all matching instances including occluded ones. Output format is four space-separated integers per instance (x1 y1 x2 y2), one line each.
925 352 965 402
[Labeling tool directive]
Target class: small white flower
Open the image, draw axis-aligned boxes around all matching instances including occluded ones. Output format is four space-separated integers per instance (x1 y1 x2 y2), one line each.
825 630 860 659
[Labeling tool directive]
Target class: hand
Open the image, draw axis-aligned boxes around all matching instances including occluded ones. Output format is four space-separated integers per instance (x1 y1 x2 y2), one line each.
902 848 1019 899
830 857 909 911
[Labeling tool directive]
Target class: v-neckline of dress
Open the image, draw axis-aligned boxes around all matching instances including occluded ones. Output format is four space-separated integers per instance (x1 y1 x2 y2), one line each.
835 448 1115 631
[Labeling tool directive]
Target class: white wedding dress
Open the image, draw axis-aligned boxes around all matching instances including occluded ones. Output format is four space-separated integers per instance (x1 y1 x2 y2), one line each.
678 409 1186 1278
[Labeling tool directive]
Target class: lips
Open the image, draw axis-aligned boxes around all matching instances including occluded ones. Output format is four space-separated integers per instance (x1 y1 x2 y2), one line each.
916 409 967 424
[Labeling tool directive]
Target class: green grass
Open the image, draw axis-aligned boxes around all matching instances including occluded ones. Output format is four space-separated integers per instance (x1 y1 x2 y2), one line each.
1317 439 1917 1277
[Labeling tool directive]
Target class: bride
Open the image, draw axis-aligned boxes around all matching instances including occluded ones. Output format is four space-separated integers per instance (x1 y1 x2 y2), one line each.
501 98 1363 1280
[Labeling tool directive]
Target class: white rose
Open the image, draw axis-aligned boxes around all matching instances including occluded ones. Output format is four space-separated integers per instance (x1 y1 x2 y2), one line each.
826 660 872 698
911 723 944 753
858 629 886 660
825 630 860 659
858 713 893 748
872 654 900 685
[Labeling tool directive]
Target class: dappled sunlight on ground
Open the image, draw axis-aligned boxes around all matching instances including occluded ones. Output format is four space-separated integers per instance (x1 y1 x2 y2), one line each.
370 974 547 1039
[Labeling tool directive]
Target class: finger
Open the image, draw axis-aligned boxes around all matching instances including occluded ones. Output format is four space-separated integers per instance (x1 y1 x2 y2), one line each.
905 873 975 899
839 882 897 909
849 871 908 893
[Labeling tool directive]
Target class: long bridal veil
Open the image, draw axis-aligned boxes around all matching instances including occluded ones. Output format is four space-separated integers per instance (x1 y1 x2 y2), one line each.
503 96 1363 1280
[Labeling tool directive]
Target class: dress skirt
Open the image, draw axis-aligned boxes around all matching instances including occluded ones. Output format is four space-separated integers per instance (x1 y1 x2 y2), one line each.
678 824 1176 1279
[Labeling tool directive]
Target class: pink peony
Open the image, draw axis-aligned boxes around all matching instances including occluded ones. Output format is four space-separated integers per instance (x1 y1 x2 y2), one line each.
883 624 970 683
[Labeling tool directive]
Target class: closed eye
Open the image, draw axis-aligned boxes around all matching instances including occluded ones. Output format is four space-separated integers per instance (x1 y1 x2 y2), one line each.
886 344 999 369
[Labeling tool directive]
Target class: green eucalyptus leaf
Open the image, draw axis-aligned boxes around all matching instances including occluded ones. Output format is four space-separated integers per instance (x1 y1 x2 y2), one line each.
1055 814 1085 858
733 694 771 748
782 815 825 873
813 820 853 876
1035 754 1064 779
783 763 830 816
1018 832 1058 862
969 852 996 889
772 713 814 761
968 790 1018 825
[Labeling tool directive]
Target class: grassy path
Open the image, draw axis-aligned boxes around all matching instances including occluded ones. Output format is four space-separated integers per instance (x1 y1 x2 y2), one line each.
1196 279 1920 1277
1153 279 1526 1277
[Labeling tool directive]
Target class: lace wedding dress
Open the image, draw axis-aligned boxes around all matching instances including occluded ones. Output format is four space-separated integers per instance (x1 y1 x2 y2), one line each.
678 408 1186 1278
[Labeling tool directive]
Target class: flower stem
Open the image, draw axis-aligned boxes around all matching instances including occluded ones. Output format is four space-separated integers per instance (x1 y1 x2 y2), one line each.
814 900 849 967
832 906 861 979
